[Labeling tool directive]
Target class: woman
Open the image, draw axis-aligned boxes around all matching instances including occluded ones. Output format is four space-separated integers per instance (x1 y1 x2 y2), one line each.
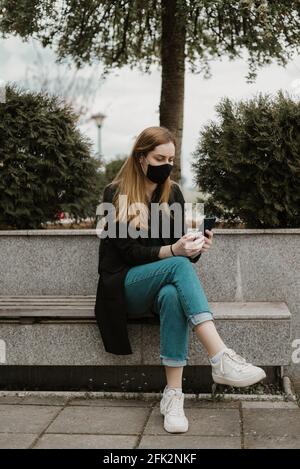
94 126 266 434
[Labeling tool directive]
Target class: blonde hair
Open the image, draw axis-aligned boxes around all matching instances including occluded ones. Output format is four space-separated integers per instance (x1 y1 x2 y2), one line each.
109 126 177 231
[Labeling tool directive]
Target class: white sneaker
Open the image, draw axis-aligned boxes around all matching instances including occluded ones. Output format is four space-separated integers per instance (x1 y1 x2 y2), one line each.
210 347 267 387
160 386 189 433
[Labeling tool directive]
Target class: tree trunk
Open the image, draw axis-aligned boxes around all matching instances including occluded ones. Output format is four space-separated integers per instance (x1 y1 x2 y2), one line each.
160 0 187 184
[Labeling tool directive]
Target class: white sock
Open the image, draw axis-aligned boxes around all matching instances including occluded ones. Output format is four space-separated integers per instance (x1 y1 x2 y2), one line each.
165 385 182 394
209 347 227 364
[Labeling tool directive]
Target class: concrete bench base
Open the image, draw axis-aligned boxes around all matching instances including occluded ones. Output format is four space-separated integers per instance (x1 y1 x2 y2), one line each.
0 297 291 367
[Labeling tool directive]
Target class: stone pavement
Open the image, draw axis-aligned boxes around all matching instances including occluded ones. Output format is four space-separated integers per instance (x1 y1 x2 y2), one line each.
0 394 299 449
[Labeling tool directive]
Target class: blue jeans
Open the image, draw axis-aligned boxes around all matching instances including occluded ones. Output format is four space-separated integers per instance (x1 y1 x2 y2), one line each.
124 256 215 367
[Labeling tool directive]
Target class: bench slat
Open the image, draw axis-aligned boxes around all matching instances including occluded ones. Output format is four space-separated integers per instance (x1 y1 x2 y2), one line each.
0 309 93 317
0 297 291 320
0 304 94 308
0 297 94 302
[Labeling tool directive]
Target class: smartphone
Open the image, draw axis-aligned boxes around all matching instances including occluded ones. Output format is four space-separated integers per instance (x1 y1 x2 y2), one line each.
203 217 216 235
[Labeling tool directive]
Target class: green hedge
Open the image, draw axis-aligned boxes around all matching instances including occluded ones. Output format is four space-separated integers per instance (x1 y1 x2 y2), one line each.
0 83 103 229
192 91 300 228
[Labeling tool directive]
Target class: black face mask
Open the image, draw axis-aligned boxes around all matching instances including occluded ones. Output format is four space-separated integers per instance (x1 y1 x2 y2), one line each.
145 159 174 184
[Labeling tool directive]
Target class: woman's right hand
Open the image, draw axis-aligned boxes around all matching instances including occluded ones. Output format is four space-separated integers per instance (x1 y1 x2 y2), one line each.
172 231 205 258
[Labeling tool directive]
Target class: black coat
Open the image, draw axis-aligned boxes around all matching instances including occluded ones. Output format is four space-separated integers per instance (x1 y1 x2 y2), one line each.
94 181 202 355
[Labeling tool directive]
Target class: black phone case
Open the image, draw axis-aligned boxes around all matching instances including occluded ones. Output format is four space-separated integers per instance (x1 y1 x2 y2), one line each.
203 217 216 234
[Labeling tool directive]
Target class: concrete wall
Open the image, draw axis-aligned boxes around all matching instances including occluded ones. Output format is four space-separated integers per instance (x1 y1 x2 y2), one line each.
0 229 299 386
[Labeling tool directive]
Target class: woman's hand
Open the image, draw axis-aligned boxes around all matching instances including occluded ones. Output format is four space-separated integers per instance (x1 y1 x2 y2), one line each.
200 229 214 253
172 231 205 258
185 229 214 259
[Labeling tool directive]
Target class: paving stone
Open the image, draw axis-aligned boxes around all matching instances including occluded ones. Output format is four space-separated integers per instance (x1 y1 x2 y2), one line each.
243 409 300 437
139 435 241 449
0 396 25 404
175 399 240 409
34 434 138 449
144 407 241 436
241 401 299 409
68 398 156 407
46 406 149 435
0 433 38 449
1 394 298 449
19 396 70 406
0 405 60 433
244 435 300 449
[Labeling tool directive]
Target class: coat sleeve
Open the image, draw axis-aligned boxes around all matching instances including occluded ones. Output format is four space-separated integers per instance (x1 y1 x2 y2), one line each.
101 184 161 266
171 183 202 264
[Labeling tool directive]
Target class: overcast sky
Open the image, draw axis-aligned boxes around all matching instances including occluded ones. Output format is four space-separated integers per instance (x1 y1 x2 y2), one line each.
1 35 300 188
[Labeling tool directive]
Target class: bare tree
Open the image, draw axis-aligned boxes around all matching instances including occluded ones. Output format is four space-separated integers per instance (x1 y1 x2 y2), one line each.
23 39 106 125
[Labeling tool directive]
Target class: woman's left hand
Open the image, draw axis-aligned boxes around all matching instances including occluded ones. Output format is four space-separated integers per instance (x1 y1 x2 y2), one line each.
189 229 214 258
200 229 214 253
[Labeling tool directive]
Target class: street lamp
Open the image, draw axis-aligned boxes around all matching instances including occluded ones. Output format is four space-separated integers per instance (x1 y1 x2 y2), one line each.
91 112 106 162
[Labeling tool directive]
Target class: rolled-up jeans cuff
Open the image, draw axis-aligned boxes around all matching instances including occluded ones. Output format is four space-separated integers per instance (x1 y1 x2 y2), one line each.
160 357 188 367
188 311 214 330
